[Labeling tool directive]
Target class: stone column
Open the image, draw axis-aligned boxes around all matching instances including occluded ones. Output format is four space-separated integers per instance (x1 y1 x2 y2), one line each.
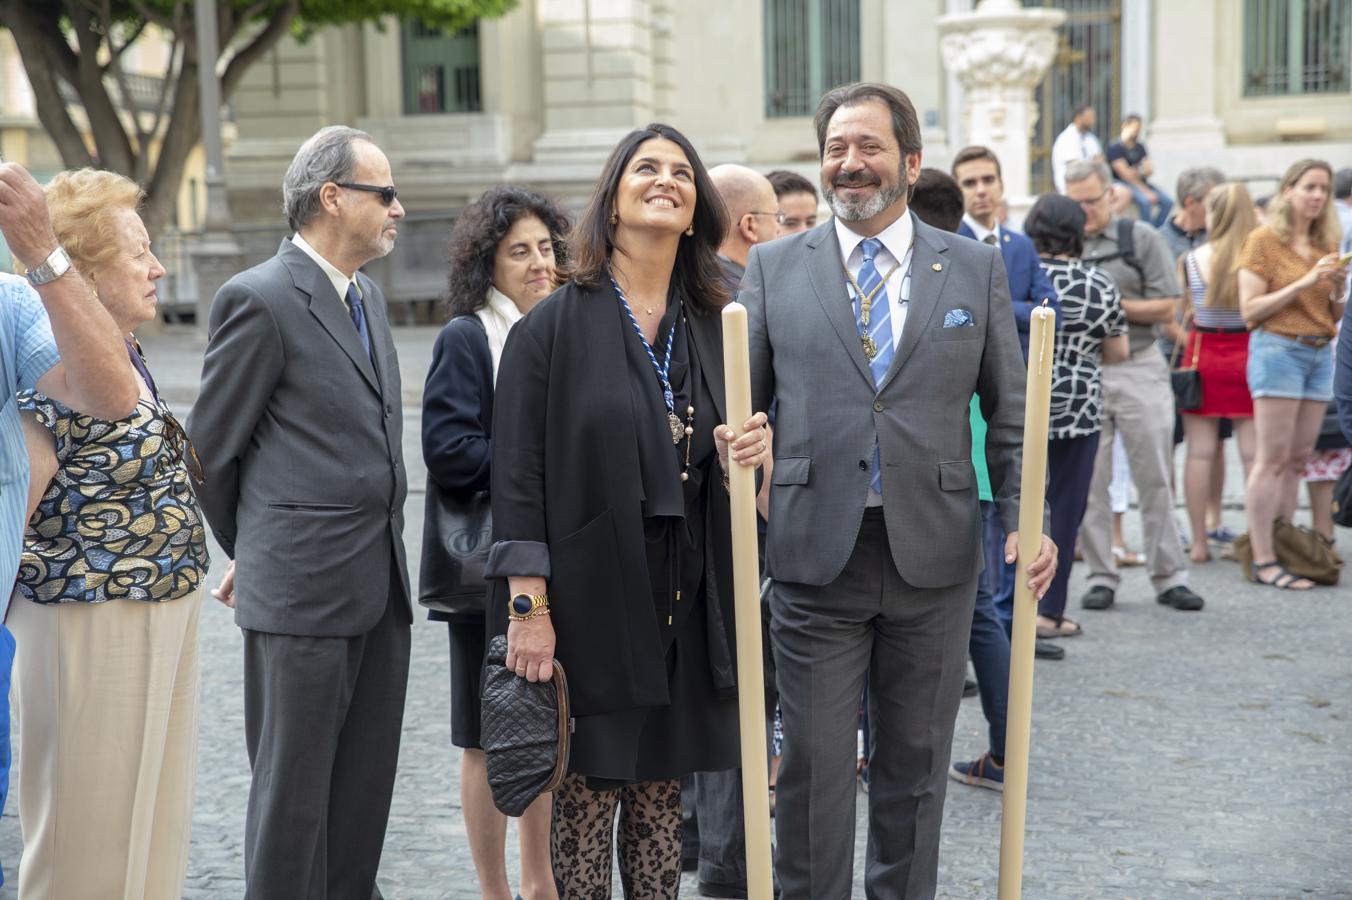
1145 0 1225 193
529 0 656 172
190 0 244 343
938 0 1064 219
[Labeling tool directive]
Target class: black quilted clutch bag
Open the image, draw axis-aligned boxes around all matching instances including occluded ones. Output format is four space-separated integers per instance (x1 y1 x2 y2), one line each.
480 633 573 816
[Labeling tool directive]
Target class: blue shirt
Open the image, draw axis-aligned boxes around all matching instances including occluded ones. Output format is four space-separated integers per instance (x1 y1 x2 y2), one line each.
0 274 60 601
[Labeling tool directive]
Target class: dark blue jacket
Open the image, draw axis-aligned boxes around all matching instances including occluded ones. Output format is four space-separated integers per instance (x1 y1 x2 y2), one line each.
1337 301 1352 443
958 222 1060 361
421 315 493 622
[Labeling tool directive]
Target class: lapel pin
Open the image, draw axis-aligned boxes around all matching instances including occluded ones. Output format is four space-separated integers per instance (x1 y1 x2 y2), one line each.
931 262 943 271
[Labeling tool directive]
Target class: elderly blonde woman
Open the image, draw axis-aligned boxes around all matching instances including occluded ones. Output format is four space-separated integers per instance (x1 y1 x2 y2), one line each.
9 169 209 899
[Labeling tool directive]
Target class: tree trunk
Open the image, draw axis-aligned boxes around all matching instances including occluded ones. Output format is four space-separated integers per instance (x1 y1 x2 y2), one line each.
0 1 94 170
140 61 202 239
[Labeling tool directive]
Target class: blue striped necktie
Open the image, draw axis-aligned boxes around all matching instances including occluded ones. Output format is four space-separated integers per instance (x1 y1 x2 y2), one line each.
855 237 892 495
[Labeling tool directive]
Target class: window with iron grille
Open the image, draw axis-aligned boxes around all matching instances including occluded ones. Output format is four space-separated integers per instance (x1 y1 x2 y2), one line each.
1244 0 1351 96
763 0 861 118
401 20 482 114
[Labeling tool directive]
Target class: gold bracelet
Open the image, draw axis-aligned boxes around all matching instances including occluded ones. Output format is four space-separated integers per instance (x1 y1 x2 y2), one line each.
508 607 551 622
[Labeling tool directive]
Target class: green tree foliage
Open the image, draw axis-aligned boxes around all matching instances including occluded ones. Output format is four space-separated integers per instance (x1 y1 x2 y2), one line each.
0 0 517 236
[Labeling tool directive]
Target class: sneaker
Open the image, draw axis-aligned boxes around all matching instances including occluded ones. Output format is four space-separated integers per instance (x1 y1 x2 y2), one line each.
1207 525 1238 544
1157 585 1204 611
1081 586 1115 610
949 752 1004 792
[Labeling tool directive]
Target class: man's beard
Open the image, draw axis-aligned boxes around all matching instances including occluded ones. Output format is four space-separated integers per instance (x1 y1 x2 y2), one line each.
825 173 905 222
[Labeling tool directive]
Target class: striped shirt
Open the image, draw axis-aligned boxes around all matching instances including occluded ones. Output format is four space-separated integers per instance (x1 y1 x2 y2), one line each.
0 274 60 605
1184 251 1247 330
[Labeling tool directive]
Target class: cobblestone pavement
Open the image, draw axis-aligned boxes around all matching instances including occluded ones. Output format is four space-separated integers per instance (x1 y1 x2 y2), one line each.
0 326 1347 899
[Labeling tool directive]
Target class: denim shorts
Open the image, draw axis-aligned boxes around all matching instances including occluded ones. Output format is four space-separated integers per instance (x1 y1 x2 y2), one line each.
1246 328 1335 401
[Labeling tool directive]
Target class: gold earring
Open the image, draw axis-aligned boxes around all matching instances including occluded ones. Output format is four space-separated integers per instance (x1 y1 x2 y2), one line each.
685 224 695 237
609 211 618 225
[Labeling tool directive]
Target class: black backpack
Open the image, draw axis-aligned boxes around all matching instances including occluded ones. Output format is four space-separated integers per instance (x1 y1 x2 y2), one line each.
1083 218 1146 287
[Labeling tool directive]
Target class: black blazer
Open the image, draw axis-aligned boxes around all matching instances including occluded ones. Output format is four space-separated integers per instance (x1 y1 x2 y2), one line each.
423 316 493 495
420 315 493 622
484 281 739 717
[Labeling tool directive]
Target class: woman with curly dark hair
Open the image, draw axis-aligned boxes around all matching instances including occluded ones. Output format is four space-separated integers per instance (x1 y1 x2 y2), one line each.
420 185 569 900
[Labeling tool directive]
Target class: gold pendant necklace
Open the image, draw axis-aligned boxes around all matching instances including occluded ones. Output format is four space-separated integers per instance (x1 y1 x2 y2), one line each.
844 260 902 360
843 243 909 360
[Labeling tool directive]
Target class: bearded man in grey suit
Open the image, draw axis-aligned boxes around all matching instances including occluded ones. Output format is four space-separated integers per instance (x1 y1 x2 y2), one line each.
741 83 1057 899
189 126 411 900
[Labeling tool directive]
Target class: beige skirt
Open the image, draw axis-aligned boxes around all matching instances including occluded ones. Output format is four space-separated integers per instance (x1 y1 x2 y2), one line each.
8 589 202 900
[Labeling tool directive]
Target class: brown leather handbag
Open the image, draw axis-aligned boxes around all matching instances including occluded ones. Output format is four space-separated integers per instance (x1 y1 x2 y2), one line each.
1233 519 1342 585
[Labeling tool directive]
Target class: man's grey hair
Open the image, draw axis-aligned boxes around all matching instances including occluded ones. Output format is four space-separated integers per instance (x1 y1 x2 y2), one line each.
1064 159 1112 191
1175 166 1226 204
283 126 374 232
1335 167 1352 201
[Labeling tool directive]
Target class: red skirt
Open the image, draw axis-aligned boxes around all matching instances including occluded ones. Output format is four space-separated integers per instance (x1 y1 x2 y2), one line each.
1183 329 1253 418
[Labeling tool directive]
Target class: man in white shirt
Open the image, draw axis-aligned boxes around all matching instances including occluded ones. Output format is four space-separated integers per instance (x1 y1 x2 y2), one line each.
1051 103 1104 194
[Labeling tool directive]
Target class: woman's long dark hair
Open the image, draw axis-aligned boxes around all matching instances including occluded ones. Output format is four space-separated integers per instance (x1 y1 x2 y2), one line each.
567 123 731 315
443 186 571 318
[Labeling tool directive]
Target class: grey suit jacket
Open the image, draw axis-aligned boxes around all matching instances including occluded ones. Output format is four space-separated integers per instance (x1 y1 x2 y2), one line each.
188 239 411 637
742 214 1030 589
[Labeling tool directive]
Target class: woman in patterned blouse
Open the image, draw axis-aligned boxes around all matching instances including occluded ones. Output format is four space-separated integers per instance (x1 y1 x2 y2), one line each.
1023 194 1129 639
11 169 209 899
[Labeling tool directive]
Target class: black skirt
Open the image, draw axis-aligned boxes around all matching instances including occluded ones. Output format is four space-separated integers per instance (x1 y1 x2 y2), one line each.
447 615 488 749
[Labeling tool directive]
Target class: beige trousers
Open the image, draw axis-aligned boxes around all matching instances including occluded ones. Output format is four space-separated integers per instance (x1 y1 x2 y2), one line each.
1081 347 1189 594
8 590 202 900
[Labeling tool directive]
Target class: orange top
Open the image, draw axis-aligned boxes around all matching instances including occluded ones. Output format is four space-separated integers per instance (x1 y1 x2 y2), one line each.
1237 226 1338 338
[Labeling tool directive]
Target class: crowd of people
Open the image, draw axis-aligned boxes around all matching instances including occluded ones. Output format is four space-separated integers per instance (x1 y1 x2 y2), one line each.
0 76 1346 900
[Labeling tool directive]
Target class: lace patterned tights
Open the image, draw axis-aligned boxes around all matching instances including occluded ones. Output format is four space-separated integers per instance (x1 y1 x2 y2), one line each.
549 773 682 899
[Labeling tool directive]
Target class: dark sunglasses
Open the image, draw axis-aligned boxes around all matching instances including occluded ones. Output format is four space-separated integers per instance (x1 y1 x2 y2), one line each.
335 183 398 205
161 408 205 485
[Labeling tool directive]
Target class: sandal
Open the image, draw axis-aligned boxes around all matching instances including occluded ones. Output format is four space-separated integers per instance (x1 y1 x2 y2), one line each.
1036 614 1083 638
1252 561 1315 591
1112 545 1144 567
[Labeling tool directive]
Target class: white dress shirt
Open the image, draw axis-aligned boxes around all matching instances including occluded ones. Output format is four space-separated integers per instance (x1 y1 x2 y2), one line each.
834 210 915 350
962 214 1000 246
291 232 361 311
1051 123 1105 194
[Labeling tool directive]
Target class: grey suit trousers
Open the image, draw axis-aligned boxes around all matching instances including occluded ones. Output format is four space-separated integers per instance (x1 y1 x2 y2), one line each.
772 510 976 900
241 564 411 900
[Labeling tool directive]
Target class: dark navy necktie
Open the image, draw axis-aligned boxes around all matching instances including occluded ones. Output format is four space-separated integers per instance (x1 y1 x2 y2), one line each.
346 283 373 359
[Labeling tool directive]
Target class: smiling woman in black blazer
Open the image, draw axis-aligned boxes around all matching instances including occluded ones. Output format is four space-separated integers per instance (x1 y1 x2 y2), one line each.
421 185 569 900
485 123 770 898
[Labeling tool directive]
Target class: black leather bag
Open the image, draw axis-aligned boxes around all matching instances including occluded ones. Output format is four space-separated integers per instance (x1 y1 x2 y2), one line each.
1314 400 1350 451
1169 329 1203 412
1333 465 1352 529
417 477 493 616
480 634 573 817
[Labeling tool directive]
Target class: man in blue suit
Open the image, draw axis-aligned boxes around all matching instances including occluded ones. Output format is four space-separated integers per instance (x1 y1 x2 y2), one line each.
953 146 1062 658
953 145 1059 357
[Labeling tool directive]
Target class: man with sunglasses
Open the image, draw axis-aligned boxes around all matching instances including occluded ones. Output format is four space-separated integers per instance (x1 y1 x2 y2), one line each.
189 125 411 900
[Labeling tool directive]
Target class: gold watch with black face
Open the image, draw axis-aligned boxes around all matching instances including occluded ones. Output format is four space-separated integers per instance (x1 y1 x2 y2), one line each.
508 593 549 621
